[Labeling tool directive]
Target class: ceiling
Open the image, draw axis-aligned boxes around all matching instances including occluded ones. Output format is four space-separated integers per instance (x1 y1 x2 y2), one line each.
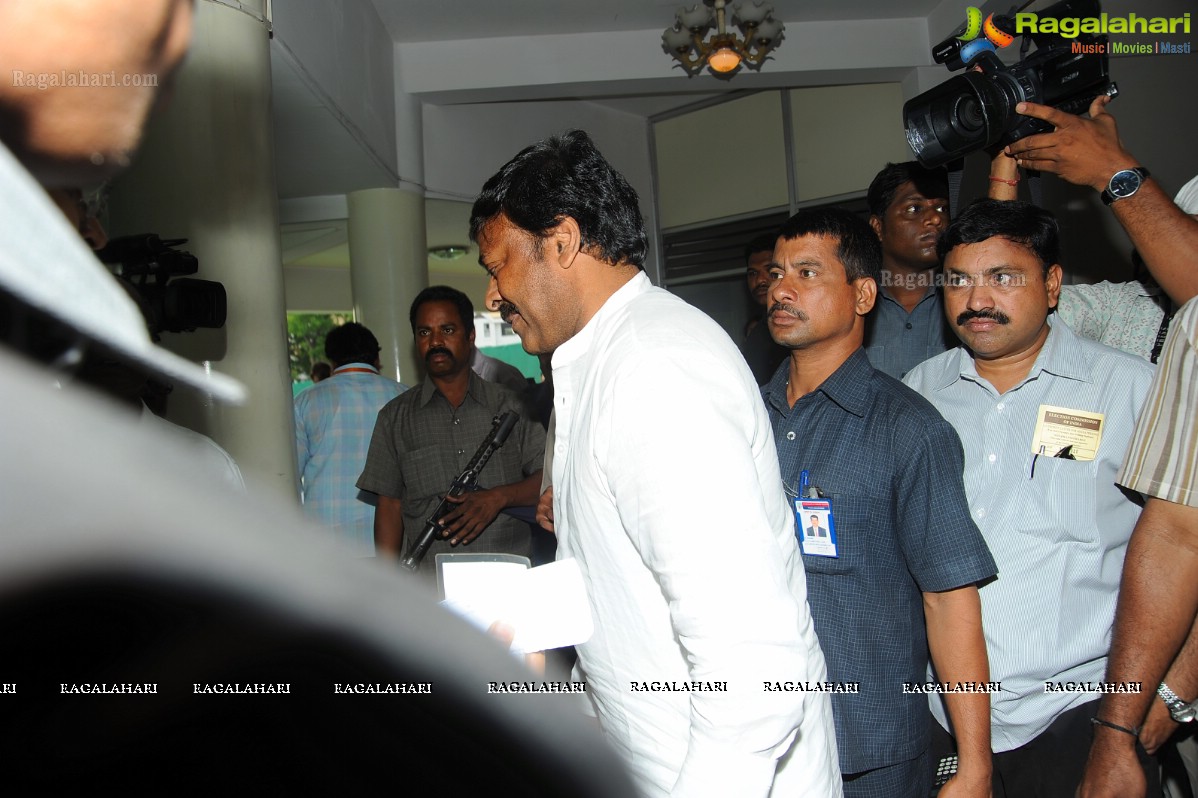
371 1 945 43
282 199 480 276
276 0 968 270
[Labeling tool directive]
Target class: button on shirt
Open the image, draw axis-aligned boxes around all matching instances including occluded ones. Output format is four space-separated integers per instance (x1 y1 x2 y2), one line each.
864 286 958 380
903 317 1154 751
552 271 840 798
356 372 544 574
763 349 996 774
295 363 407 556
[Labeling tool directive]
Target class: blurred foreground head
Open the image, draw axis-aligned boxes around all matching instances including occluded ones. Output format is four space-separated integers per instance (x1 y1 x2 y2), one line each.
0 0 194 186
0 312 635 795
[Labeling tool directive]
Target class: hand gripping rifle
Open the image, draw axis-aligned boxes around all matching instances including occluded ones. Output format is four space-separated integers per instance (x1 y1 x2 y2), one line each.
399 411 520 572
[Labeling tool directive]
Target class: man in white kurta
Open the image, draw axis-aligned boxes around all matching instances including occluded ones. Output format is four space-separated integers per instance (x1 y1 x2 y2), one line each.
471 129 839 798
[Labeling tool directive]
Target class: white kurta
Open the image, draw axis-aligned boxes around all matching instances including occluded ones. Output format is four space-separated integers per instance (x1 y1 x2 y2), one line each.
551 272 840 797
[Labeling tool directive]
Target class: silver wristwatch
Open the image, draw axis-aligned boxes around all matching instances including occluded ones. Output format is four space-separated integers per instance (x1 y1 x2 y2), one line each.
1158 682 1198 723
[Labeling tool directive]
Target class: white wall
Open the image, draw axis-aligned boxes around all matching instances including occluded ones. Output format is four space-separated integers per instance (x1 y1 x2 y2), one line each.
655 93 789 229
422 100 660 278
271 0 398 177
283 266 354 312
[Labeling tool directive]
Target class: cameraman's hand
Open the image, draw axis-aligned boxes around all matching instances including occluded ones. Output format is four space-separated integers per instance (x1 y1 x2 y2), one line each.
987 148 1020 201
1005 95 1138 192
440 488 505 545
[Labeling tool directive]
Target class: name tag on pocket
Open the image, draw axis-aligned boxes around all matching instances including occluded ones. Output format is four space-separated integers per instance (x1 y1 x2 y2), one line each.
1030 405 1104 462
794 499 838 558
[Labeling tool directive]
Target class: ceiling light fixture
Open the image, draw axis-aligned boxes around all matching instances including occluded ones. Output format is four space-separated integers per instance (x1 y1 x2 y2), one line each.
428 245 469 260
662 0 785 78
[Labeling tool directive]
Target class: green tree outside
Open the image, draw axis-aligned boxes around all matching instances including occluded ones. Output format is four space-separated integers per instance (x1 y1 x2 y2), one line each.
287 312 350 383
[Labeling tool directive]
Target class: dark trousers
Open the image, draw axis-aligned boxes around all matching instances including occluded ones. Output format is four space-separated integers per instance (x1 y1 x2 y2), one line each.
928 699 1160 798
843 747 931 798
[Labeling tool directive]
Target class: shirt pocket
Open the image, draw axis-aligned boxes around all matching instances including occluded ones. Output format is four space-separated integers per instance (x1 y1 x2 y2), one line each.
798 493 874 576
403 444 452 503
1038 455 1102 543
864 344 888 373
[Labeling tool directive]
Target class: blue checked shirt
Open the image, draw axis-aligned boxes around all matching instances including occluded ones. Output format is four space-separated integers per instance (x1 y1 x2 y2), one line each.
864 286 958 380
904 317 1155 751
763 348 996 774
295 363 407 556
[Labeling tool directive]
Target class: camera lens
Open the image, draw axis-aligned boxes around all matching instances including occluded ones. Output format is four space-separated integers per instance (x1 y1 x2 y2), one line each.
953 96 984 134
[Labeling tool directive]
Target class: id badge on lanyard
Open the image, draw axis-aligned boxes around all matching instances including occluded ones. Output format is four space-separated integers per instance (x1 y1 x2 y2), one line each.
793 470 838 558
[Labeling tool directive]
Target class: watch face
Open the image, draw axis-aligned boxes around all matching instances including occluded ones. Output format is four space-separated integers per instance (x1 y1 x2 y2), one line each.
1178 705 1198 723
1110 169 1143 198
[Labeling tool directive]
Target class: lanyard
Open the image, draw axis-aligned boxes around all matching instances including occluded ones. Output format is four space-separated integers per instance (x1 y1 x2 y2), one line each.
1150 309 1175 365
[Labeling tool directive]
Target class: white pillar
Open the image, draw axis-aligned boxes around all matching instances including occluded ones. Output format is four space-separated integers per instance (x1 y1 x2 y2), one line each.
347 187 428 385
106 0 296 501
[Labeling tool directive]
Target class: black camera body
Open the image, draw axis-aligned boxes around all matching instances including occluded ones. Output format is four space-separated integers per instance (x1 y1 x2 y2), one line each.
904 0 1116 168
97 235 226 336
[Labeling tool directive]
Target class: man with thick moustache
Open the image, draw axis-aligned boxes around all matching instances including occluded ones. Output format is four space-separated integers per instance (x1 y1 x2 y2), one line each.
764 207 995 798
863 161 956 379
471 129 839 798
357 286 544 573
904 199 1156 795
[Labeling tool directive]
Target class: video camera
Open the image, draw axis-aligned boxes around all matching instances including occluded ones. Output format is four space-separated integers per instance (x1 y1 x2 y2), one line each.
97 235 227 336
903 0 1116 168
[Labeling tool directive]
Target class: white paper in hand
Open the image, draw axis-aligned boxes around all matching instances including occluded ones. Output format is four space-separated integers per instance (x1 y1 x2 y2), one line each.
439 557 593 654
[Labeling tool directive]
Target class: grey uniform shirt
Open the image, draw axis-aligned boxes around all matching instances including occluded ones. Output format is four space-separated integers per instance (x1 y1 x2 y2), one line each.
357 371 545 573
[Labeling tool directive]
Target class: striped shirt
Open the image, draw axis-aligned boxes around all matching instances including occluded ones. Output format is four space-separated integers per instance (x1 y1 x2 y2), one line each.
294 363 407 556
904 317 1154 751
1119 296 1198 507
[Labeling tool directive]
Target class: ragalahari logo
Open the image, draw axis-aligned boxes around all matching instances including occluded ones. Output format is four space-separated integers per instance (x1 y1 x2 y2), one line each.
959 6 1015 48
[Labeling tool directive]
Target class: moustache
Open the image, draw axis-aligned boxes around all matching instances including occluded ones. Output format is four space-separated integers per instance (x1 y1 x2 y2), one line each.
768 302 809 321
425 347 454 362
497 301 519 323
955 309 1010 326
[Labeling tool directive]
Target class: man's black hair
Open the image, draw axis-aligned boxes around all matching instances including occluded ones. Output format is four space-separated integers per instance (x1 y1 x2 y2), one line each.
324 322 380 367
938 199 1060 273
409 285 475 334
469 129 648 268
867 161 950 219
744 232 778 262
776 207 882 284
